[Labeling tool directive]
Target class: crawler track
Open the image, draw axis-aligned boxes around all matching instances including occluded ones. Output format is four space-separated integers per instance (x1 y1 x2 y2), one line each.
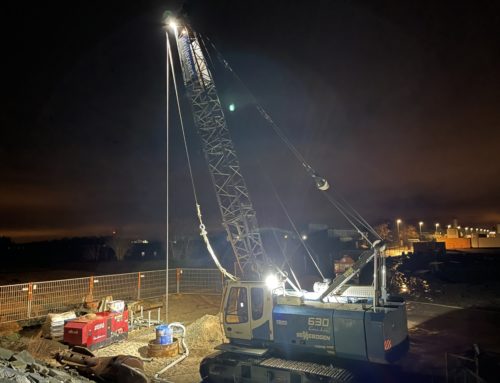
200 351 354 383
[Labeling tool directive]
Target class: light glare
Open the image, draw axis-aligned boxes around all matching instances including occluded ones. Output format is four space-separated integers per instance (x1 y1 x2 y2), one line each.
265 274 280 290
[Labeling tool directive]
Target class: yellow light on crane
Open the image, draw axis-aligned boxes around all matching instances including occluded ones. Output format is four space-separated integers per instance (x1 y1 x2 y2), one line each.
168 20 178 30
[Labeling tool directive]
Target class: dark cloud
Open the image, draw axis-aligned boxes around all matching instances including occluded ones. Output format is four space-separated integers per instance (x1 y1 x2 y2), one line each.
1 0 499 242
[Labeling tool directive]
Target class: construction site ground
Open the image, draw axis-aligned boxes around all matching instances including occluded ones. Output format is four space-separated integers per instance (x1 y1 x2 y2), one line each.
94 294 223 383
1 293 499 382
2 251 500 381
0 294 222 383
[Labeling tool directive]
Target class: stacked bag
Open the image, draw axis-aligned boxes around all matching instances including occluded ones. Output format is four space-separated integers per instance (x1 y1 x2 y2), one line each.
42 311 76 341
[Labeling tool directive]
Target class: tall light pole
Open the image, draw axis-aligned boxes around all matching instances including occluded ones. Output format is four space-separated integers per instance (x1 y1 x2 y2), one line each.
164 26 171 324
396 219 402 246
419 221 424 238
435 223 440 235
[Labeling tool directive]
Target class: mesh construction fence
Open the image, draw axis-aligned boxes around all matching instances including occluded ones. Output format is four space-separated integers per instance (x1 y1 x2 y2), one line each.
0 268 222 324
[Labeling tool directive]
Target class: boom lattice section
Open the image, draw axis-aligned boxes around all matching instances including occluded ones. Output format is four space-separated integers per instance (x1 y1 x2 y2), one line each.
176 31 266 277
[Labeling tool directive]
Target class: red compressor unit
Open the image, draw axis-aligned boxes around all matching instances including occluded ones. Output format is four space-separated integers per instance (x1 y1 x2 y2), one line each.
64 310 128 350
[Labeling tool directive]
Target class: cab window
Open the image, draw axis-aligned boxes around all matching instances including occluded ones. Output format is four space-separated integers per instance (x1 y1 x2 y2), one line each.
225 287 248 324
251 287 264 320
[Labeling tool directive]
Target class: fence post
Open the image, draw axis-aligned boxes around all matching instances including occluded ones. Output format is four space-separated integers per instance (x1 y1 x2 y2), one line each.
89 276 94 301
137 272 142 300
176 268 181 294
27 283 33 319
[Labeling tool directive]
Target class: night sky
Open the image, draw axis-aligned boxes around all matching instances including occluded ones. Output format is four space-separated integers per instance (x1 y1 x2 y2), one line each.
1 0 499 242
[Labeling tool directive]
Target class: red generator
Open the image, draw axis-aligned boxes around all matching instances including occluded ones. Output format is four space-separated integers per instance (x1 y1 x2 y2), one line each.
63 310 128 350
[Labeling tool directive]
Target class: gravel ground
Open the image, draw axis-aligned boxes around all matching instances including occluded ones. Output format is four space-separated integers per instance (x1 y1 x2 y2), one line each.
0 294 223 382
94 314 225 383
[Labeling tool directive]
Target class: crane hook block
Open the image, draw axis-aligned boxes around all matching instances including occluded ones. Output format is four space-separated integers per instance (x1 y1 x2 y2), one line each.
314 175 330 191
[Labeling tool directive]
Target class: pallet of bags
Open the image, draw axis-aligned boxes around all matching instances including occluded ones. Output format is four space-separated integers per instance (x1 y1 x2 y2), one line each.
42 311 76 341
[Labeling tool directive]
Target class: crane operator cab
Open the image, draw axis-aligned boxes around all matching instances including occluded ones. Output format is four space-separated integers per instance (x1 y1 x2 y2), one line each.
223 281 274 345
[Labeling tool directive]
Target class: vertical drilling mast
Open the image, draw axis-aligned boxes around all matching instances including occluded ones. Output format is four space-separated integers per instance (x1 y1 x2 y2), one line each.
172 26 266 278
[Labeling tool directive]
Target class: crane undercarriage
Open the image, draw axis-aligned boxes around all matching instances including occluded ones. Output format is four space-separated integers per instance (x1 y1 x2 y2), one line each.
200 351 355 383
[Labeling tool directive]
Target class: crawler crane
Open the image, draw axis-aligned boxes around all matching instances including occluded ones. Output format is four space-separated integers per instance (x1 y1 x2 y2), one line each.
165 18 409 383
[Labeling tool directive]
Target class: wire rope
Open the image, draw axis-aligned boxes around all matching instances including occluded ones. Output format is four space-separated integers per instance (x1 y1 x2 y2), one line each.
167 32 237 281
165 31 170 324
271 229 302 290
265 177 326 280
201 34 382 243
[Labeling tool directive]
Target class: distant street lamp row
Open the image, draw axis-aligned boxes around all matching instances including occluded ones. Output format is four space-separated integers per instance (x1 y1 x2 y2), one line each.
395 219 492 234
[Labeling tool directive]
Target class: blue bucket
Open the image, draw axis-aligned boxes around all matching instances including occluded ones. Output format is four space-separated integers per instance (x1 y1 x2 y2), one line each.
156 325 172 345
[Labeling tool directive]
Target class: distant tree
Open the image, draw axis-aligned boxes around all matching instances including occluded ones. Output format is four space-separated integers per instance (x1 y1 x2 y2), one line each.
402 224 419 241
0 236 13 256
374 223 394 242
106 233 131 261
84 238 106 261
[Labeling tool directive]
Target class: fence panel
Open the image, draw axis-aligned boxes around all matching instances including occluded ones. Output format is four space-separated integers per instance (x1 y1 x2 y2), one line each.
0 268 222 324
445 352 486 383
179 268 223 294
0 283 29 322
140 270 177 299
31 277 90 319
92 273 138 302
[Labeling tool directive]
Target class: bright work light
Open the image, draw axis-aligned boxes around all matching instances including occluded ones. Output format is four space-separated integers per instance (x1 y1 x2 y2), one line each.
265 274 280 290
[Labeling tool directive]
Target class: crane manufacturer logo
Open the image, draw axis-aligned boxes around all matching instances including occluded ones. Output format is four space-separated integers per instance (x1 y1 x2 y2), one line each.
296 331 331 341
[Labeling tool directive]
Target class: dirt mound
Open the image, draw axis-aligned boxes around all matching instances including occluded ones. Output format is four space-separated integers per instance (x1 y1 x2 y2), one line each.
185 314 226 350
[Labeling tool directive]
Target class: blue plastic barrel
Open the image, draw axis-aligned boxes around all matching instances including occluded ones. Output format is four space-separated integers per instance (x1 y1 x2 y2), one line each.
156 325 172 345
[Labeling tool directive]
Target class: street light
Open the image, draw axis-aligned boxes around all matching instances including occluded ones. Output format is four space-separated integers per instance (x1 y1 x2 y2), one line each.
435 223 440 235
419 221 424 237
396 219 402 246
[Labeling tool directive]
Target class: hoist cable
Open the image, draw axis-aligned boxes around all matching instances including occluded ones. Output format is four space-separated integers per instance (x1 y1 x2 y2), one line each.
321 191 373 246
167 32 237 281
201 34 381 243
167 34 199 208
165 31 170 324
271 229 302 290
198 32 216 71
200 34 311 170
266 176 325 280
331 189 382 240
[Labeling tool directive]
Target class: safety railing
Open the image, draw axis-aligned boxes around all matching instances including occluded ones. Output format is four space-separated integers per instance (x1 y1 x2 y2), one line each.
445 351 486 383
0 268 223 324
